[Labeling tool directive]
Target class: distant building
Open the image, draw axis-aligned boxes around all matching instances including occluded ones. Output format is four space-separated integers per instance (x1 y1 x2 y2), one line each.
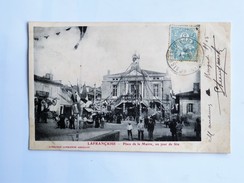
85 85 101 101
176 83 201 121
34 73 73 121
34 73 102 122
101 54 174 119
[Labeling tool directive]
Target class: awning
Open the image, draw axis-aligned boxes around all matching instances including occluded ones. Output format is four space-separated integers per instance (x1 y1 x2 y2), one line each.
141 100 149 107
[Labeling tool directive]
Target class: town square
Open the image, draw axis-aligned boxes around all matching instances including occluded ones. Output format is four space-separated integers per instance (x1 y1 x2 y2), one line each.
33 25 201 141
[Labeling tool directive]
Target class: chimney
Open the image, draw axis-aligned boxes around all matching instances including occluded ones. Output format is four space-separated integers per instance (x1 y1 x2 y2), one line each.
107 70 110 75
45 73 53 80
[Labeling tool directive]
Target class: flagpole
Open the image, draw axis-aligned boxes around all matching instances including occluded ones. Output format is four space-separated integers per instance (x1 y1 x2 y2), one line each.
80 65 82 87
76 65 82 141
94 83 96 104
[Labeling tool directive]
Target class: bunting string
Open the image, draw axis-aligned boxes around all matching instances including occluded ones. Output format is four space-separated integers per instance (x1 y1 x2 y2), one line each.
34 26 88 50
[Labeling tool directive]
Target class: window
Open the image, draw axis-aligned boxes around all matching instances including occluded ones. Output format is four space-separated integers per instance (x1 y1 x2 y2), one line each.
187 103 193 113
153 84 159 97
112 85 117 96
131 84 135 94
131 84 139 95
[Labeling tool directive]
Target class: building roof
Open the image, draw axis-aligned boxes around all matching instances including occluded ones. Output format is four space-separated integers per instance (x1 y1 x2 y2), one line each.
176 91 200 99
105 69 165 78
142 69 165 75
34 75 63 86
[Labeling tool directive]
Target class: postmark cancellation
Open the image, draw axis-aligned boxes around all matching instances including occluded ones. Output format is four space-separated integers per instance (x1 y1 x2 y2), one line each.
166 25 204 76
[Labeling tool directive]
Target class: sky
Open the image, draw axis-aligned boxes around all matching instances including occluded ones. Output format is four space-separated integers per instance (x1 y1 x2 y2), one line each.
34 24 199 93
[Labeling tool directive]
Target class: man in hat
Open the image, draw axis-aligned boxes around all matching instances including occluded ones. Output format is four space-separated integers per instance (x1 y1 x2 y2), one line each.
147 118 155 141
144 116 149 130
169 119 177 141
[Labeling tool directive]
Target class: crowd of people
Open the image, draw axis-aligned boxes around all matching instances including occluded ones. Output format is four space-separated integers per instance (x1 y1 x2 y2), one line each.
53 111 201 141
126 116 201 141
56 113 107 129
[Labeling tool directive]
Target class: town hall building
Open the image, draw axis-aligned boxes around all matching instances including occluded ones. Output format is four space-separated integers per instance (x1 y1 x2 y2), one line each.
101 54 174 120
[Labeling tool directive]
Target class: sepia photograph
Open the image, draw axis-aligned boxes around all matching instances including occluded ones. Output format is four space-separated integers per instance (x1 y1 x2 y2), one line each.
33 24 201 142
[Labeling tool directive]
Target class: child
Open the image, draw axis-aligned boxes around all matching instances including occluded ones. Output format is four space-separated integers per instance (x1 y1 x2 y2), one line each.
127 122 133 140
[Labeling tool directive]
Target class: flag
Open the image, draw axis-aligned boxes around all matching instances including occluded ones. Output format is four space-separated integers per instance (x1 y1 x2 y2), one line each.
74 26 88 49
78 26 87 38
170 89 176 99
77 81 80 97
70 85 78 103
80 84 88 102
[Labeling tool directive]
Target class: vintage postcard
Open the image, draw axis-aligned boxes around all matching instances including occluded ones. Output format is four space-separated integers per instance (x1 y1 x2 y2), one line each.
28 22 230 153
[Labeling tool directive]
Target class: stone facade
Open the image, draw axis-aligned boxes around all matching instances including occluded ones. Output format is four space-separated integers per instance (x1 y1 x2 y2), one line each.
34 74 73 117
101 54 174 119
176 83 201 121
